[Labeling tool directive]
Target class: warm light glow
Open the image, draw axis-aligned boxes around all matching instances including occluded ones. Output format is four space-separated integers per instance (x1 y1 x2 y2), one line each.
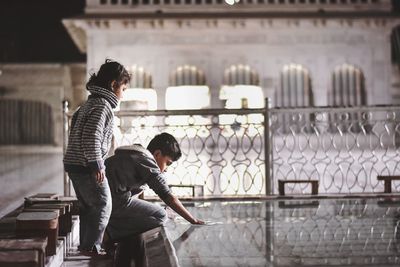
166 85 210 110
165 85 210 126
219 85 264 126
224 0 240 5
115 88 158 141
220 85 264 108
122 88 157 110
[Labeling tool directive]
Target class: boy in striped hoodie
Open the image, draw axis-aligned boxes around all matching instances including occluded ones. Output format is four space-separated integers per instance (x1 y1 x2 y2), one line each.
63 59 131 257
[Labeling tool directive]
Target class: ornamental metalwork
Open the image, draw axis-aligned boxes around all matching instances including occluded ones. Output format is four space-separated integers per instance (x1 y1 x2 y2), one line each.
270 106 400 194
114 108 266 196
64 103 400 196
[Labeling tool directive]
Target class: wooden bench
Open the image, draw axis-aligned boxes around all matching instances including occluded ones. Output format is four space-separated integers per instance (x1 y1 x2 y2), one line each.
0 216 17 239
24 203 71 236
0 250 40 267
0 238 47 267
278 179 319 196
27 193 59 200
16 211 59 256
24 195 78 255
56 196 79 216
24 197 74 233
377 175 400 193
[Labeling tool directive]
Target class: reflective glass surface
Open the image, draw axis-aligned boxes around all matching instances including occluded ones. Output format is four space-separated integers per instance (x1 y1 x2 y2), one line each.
165 198 400 267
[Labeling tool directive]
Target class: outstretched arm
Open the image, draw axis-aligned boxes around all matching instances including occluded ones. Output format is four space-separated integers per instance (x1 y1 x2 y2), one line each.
163 194 204 225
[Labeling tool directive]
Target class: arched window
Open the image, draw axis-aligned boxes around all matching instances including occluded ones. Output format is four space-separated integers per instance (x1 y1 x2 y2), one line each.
328 64 367 134
117 66 157 138
219 64 263 126
274 64 314 133
220 64 263 109
328 63 366 106
391 25 400 65
120 65 156 111
166 65 209 110
165 65 210 127
275 63 313 107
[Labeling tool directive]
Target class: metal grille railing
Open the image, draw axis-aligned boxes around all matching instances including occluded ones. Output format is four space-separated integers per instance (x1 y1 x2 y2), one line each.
64 101 400 196
270 106 400 194
113 108 267 196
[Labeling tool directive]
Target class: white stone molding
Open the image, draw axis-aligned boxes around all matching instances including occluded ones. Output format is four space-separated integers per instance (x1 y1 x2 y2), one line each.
63 17 400 54
84 0 392 14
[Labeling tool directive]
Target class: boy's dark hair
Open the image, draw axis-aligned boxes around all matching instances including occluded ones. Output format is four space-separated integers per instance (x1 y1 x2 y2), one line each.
87 59 131 91
147 133 182 161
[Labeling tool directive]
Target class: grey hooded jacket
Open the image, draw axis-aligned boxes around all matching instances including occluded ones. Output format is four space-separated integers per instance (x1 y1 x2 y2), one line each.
105 144 172 204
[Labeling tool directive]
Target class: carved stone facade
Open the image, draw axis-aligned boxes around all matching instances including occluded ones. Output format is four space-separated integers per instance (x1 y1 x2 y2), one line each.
63 1 400 109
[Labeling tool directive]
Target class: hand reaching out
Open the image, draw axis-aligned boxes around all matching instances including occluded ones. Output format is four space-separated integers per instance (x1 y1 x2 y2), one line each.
191 218 205 225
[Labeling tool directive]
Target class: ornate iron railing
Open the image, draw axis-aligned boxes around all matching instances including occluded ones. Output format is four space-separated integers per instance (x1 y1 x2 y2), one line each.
113 107 268 196
270 106 400 194
63 102 400 196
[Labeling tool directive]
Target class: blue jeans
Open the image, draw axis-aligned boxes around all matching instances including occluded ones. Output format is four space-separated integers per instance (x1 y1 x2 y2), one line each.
69 172 112 252
107 196 167 240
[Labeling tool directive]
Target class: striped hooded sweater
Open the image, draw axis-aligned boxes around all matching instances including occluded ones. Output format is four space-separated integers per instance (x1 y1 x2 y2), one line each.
63 85 119 174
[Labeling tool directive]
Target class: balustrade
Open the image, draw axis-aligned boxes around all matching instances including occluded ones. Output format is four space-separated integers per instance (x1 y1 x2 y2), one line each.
63 103 400 196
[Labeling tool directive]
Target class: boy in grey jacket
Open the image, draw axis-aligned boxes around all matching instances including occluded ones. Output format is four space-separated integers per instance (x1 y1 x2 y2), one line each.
105 132 204 241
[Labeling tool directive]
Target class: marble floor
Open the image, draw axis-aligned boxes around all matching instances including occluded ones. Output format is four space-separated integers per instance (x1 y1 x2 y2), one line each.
165 198 400 267
62 257 113 267
0 146 64 218
1 148 400 266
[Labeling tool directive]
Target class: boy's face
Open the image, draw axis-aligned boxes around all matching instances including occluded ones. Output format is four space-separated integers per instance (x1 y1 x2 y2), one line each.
112 81 128 100
153 150 174 173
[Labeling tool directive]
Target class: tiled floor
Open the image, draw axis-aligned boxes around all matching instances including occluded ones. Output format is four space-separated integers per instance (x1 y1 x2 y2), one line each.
61 245 114 267
165 198 400 267
0 147 64 218
62 258 113 267
1 150 399 267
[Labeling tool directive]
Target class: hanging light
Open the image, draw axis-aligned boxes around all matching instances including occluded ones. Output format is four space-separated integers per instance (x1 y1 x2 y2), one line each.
225 0 239 5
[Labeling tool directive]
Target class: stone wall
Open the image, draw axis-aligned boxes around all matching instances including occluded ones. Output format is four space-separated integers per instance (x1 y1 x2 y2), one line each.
0 63 86 146
79 18 397 109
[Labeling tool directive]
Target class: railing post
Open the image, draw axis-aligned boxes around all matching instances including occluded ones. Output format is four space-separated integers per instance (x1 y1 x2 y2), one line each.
62 100 71 197
264 97 272 195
